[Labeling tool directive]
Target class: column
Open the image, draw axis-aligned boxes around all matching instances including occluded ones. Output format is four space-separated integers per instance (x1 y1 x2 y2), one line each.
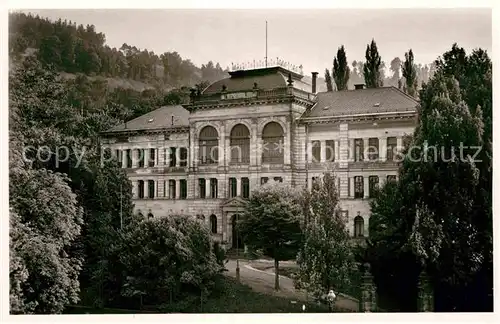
121 149 127 168
144 148 149 167
339 124 349 168
251 122 258 166
219 124 226 167
334 140 340 161
349 177 355 197
360 263 377 312
397 137 403 153
364 176 370 198
155 148 159 166
176 180 180 199
349 139 355 162
132 149 138 168
164 180 169 199
256 135 262 165
154 179 158 198
206 178 211 198
284 124 291 165
320 140 326 163
379 137 387 161
175 147 180 167
236 178 241 197
363 138 370 161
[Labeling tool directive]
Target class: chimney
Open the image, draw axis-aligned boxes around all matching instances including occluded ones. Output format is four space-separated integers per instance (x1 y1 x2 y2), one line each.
354 84 365 90
311 72 318 94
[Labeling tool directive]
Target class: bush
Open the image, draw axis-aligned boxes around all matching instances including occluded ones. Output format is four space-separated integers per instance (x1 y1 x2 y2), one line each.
116 215 222 308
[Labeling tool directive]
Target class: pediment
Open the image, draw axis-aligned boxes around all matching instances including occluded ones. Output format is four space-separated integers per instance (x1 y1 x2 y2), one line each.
221 196 247 208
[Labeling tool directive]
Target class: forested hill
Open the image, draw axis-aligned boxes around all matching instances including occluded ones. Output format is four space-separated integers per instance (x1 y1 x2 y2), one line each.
9 12 229 92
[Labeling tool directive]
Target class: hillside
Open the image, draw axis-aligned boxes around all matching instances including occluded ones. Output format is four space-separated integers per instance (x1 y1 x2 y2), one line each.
9 12 228 93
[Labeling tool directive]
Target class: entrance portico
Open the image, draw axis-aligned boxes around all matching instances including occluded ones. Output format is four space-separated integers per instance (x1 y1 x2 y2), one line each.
221 196 247 251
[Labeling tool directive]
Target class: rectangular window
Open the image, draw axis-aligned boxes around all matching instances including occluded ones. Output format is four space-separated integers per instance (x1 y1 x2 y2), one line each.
169 180 176 199
387 175 397 183
387 137 397 161
210 178 218 198
199 178 206 199
369 176 379 198
311 140 321 162
229 178 237 198
274 177 283 183
242 177 250 199
169 147 177 167
148 180 155 198
261 177 269 185
368 138 379 161
179 147 188 167
354 176 364 198
149 149 155 167
138 180 144 199
126 149 132 168
354 139 364 162
180 179 187 199
138 149 145 168
115 149 123 165
326 140 335 162
163 180 166 198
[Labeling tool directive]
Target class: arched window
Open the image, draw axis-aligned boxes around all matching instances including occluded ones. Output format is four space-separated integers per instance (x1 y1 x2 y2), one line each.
199 126 219 165
147 212 154 219
230 124 250 164
262 122 284 164
354 216 364 237
210 214 217 234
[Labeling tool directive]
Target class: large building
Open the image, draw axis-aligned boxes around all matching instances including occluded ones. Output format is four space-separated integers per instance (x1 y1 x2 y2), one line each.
101 62 418 249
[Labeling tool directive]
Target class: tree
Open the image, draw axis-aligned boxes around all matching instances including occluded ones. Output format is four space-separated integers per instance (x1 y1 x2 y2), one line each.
117 215 222 308
324 68 333 92
363 39 383 88
295 173 356 300
332 45 350 91
238 181 303 290
364 180 421 311
9 136 83 314
402 49 417 97
389 57 402 87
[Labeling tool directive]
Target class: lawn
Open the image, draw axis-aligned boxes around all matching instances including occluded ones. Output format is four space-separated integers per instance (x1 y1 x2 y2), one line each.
65 277 334 314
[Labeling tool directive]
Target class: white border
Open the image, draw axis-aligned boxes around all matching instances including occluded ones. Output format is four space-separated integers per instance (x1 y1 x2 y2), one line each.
1 1 498 324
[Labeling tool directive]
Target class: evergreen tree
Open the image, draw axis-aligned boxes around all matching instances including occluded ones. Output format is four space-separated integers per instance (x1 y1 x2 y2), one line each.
324 68 333 92
332 45 350 91
402 49 417 97
363 39 383 88
295 173 356 301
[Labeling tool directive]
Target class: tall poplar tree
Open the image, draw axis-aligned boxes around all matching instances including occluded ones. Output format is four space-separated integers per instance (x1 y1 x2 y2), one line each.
363 39 383 88
402 49 417 97
332 45 350 90
324 68 333 92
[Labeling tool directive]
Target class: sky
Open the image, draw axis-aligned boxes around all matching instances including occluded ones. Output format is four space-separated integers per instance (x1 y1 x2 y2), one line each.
18 9 492 74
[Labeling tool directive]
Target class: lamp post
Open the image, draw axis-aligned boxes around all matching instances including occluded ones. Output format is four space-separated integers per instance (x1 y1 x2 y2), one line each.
235 215 240 282
327 289 336 312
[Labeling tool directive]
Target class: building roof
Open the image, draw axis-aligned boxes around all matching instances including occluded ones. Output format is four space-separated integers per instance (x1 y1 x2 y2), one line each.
304 87 418 118
202 66 321 94
104 105 190 133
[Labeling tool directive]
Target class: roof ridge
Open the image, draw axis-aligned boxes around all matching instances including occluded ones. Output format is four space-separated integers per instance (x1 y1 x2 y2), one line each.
389 86 420 103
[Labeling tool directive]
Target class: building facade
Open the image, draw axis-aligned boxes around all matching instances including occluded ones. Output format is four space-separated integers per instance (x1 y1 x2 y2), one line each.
101 64 418 249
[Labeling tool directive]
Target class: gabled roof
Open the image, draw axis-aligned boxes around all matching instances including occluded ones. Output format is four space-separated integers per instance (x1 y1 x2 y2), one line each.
104 105 190 133
303 87 418 118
